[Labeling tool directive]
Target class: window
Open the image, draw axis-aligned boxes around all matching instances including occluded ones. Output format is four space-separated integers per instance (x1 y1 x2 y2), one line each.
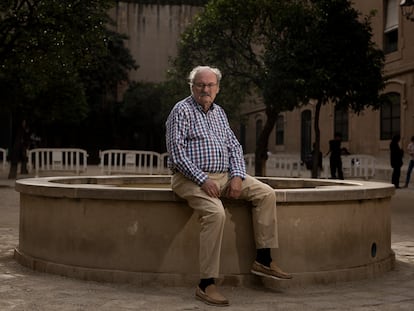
275 115 284 145
384 0 398 54
334 106 349 141
380 92 400 140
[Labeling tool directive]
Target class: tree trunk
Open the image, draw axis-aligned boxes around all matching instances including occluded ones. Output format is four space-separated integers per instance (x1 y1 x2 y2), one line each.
8 118 29 179
254 110 278 176
311 99 323 178
8 163 18 179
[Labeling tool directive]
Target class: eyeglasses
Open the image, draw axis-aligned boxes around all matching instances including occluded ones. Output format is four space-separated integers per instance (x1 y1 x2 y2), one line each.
193 83 218 89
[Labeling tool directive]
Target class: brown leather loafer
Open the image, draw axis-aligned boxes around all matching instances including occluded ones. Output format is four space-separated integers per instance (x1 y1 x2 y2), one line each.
195 284 229 307
251 261 292 280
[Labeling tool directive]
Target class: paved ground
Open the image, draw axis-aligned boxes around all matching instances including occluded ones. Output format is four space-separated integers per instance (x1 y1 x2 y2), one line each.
0 172 413 310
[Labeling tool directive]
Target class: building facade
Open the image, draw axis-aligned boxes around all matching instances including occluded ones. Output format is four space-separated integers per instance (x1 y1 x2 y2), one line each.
114 1 414 162
240 0 414 162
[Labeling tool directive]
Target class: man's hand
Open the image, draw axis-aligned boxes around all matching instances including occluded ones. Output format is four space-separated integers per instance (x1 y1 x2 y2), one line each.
201 178 220 198
226 176 242 199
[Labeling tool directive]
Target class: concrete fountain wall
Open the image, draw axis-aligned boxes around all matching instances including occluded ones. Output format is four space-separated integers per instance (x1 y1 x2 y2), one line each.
14 175 395 287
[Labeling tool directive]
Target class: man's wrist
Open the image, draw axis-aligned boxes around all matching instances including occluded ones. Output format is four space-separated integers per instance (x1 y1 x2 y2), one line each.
197 174 208 186
230 172 245 180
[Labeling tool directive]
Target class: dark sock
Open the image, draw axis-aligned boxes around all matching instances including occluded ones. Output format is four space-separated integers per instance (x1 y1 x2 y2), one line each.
199 278 215 292
256 248 272 267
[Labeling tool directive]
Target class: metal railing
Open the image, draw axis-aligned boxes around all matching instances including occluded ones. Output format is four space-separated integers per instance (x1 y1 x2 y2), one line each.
266 154 302 177
245 153 376 179
27 148 88 176
99 150 170 175
244 153 303 177
340 154 376 180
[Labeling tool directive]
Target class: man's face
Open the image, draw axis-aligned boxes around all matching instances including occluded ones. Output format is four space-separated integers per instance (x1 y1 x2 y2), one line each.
191 70 220 111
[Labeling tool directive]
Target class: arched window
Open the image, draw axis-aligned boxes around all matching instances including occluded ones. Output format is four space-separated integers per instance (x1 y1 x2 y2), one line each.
334 106 348 141
275 115 284 145
380 92 401 140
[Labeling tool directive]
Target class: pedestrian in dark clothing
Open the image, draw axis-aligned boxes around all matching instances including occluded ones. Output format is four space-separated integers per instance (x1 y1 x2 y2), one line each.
390 134 404 188
327 132 344 179
403 136 414 188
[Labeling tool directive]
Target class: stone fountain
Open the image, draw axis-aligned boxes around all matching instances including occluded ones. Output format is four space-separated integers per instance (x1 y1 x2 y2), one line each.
14 175 395 287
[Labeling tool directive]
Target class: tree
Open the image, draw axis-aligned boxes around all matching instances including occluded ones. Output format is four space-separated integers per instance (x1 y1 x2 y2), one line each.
171 0 271 123
0 0 136 177
120 81 176 152
171 0 385 177
266 0 386 178
170 0 316 175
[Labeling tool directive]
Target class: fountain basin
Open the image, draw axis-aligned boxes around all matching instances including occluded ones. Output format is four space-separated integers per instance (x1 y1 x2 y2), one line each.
14 175 395 287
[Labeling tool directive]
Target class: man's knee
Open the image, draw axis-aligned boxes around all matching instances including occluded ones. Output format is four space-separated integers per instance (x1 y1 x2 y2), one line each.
260 181 276 201
262 189 276 208
202 204 226 224
212 205 226 221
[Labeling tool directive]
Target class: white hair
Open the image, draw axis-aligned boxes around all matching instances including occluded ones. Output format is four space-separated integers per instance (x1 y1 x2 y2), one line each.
188 66 222 86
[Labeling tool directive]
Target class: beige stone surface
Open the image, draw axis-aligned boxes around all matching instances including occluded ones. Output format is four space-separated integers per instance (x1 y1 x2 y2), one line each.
13 176 395 286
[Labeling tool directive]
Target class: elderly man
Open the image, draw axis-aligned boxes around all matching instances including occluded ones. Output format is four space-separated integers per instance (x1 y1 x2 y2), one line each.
165 65 291 307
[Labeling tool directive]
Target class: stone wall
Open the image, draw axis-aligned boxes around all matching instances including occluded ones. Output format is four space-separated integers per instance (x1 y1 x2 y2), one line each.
112 3 201 82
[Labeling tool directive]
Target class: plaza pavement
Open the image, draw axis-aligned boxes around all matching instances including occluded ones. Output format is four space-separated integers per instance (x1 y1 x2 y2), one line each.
0 168 413 310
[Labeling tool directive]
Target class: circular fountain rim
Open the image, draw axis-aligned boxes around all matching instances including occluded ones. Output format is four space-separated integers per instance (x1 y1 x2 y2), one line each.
15 175 395 203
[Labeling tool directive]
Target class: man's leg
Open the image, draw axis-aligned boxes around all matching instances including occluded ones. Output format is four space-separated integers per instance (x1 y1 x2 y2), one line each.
171 173 229 306
330 157 336 178
337 158 344 180
236 175 292 280
237 175 278 249
404 160 414 187
392 167 401 188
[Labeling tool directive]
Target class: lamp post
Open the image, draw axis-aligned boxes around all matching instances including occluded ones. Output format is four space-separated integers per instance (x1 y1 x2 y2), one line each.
400 0 414 21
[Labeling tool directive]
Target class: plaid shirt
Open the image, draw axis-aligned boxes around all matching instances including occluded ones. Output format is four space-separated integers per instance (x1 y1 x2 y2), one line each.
166 96 246 186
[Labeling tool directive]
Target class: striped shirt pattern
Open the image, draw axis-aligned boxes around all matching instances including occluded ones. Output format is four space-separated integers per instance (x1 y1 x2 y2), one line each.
166 96 246 186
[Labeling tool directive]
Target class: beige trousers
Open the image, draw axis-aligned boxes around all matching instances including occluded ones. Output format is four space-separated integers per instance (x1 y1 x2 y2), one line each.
171 172 278 279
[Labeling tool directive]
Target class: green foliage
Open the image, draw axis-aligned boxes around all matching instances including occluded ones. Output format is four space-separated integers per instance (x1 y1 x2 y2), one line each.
304 0 385 112
0 0 138 170
172 0 385 115
81 30 138 111
0 0 119 123
121 0 208 5
170 0 270 118
120 81 178 152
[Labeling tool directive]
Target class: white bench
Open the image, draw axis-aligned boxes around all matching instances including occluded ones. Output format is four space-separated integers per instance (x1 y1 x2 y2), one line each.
27 148 88 176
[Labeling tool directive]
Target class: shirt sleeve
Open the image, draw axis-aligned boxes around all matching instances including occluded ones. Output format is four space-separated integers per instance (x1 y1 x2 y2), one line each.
166 105 208 186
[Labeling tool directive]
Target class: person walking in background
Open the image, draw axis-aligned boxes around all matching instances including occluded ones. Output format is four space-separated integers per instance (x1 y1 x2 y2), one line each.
165 65 291 307
390 134 404 189
403 136 414 188
326 132 344 179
